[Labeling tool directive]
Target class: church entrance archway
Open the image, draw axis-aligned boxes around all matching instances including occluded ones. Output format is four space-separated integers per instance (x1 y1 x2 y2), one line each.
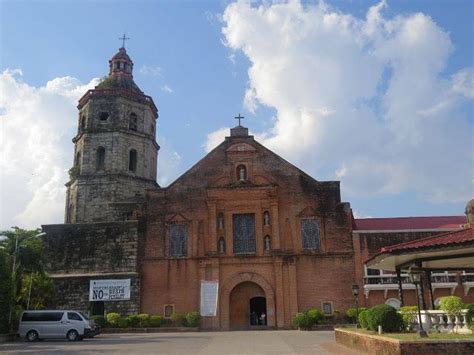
250 297 267 326
229 281 266 329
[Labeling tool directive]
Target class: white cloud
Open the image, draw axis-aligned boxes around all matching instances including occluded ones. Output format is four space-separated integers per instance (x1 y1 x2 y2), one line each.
0 69 99 229
138 65 163 77
161 85 174 93
218 0 473 204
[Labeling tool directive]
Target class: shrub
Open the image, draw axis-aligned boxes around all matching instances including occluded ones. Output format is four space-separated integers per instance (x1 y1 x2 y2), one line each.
366 304 403 332
185 312 200 327
118 317 130 328
439 296 464 317
149 315 163 327
106 312 121 327
358 309 369 329
127 314 140 328
465 304 474 326
137 313 150 328
91 315 106 328
171 313 186 326
307 308 324 325
346 307 366 323
292 312 313 330
399 306 417 331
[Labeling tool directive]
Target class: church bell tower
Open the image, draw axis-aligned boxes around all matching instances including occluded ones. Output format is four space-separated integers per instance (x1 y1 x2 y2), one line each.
65 45 159 223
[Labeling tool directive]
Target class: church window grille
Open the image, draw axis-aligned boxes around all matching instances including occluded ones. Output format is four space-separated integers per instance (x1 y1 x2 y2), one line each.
301 218 320 250
217 213 224 229
169 224 188 257
128 149 137 172
322 302 333 316
163 304 174 318
129 113 138 131
218 237 225 254
264 235 271 251
96 147 105 171
263 211 270 226
233 214 256 254
237 164 247 181
99 112 109 122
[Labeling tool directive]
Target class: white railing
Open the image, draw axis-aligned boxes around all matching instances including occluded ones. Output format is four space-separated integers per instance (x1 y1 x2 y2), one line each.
407 310 472 334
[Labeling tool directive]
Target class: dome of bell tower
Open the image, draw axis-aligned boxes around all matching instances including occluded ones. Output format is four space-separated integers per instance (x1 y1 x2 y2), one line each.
95 46 142 93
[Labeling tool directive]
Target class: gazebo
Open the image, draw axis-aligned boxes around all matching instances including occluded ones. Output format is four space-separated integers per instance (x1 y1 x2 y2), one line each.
365 199 474 333
366 226 474 309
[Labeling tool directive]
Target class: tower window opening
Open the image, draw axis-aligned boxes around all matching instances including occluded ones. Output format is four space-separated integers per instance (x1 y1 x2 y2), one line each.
75 151 81 167
237 164 247 181
129 113 138 131
79 116 86 132
99 112 109 122
129 149 137 172
96 147 106 171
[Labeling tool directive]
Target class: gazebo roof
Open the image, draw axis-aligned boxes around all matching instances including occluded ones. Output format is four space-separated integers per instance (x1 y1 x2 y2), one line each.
366 227 474 271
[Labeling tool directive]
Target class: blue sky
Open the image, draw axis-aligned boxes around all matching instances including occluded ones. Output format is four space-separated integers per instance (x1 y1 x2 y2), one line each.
0 0 473 229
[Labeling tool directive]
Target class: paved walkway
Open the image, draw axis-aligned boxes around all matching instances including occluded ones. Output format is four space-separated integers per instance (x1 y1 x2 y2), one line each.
1 331 361 354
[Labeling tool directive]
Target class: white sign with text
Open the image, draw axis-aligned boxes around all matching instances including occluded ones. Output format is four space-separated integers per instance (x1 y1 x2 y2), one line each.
200 281 219 316
89 279 131 301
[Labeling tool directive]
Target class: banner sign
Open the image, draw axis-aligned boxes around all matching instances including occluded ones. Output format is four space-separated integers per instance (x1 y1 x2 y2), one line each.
200 281 218 316
89 279 131 301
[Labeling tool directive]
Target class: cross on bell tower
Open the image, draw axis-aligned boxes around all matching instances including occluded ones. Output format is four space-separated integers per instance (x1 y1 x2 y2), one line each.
119 33 130 49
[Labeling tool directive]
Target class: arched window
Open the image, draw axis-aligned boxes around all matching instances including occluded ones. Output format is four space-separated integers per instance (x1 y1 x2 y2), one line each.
99 112 109 122
96 147 105 171
79 116 86 132
150 124 155 134
218 237 226 254
237 164 247 181
217 213 224 229
129 149 137 172
264 235 271 251
129 113 138 131
75 151 81 167
263 211 270 226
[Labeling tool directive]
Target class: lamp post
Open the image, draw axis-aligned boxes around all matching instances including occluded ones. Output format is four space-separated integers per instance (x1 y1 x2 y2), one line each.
408 267 428 337
352 284 360 328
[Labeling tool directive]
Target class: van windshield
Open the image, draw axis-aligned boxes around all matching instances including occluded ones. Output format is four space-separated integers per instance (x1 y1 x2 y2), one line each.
79 312 89 320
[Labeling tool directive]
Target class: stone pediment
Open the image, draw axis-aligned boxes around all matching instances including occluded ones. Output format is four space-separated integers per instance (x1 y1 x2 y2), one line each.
165 213 190 223
226 143 257 153
297 206 317 217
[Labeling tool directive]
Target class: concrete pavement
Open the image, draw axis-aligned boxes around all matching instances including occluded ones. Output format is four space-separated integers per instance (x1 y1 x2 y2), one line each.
0 330 361 354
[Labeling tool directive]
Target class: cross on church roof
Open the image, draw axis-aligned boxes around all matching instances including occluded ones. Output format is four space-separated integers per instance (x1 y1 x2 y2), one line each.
234 113 244 126
119 33 130 48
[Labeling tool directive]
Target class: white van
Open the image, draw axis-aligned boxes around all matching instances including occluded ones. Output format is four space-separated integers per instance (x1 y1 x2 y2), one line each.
18 310 98 341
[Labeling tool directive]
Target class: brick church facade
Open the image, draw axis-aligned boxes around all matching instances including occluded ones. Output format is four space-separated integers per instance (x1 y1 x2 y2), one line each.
42 47 473 330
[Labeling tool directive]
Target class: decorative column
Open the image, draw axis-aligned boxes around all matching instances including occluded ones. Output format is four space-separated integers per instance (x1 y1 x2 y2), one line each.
424 270 435 310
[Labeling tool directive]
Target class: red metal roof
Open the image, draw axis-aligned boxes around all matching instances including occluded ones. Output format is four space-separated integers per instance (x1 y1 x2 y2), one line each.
379 227 473 254
354 216 466 231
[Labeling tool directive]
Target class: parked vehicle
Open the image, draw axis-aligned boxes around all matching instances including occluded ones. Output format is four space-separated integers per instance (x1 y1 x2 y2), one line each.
18 310 99 341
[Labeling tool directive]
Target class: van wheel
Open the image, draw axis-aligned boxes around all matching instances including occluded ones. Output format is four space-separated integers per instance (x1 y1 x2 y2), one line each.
26 330 39 342
67 329 79 341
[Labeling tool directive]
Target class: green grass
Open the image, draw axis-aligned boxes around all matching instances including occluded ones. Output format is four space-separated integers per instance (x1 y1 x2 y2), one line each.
344 328 474 341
